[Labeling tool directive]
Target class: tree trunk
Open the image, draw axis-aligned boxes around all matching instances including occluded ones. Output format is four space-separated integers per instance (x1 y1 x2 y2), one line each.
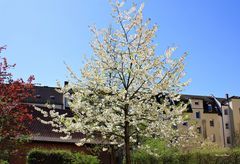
125 122 131 164
124 106 131 164
110 145 115 164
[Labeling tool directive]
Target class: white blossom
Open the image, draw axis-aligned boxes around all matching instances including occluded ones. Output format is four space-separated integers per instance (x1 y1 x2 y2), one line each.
102 147 108 151
35 1 195 162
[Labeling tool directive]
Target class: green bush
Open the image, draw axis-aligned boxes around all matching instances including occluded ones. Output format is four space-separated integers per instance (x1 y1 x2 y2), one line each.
132 147 240 164
0 150 9 162
28 149 73 164
132 150 160 164
27 149 99 164
132 138 178 164
187 150 240 164
73 153 99 164
0 160 8 164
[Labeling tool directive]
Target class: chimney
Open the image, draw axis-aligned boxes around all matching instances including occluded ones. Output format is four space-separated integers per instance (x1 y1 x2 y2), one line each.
226 94 229 100
64 81 69 86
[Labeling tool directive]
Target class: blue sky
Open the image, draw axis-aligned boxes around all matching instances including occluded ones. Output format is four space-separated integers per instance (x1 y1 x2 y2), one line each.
0 0 240 97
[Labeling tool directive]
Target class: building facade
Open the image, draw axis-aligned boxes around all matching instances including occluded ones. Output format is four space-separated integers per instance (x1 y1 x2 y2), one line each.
10 85 240 163
29 86 240 148
181 94 240 147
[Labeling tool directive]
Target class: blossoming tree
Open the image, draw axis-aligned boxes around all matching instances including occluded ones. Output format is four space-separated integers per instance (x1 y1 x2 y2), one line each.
36 1 191 163
0 46 35 158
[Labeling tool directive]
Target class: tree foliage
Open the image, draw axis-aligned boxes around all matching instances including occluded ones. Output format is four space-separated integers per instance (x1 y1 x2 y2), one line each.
36 1 192 163
0 46 35 159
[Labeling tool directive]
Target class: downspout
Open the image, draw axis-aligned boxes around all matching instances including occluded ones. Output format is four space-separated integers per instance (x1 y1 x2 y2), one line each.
211 94 226 147
226 94 235 147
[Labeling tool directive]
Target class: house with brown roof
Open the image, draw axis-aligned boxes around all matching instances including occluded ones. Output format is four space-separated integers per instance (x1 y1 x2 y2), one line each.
10 86 117 164
9 85 240 163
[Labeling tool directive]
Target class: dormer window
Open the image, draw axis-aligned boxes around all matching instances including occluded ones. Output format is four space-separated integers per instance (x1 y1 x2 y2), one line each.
36 94 41 98
207 104 212 112
64 97 68 108
50 95 55 100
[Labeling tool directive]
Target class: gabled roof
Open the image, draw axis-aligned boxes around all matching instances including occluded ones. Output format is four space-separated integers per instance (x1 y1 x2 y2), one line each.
181 94 227 105
230 96 240 99
25 86 63 105
180 94 227 114
28 106 84 143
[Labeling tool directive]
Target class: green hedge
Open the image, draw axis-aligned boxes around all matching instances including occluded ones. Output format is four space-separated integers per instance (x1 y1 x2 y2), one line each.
132 148 240 164
73 153 100 164
27 149 99 164
132 150 160 164
0 160 9 164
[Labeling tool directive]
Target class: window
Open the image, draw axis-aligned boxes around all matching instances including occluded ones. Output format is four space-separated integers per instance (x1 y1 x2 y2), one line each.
224 109 229 115
210 120 214 127
207 104 212 112
50 95 55 100
225 123 229 129
36 94 41 98
211 134 216 142
197 126 201 133
227 136 231 144
195 101 199 105
196 112 201 119
172 124 178 129
182 121 188 126
64 97 70 108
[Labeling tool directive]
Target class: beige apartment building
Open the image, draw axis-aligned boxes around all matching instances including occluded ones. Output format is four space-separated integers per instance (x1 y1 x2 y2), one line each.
181 94 240 147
